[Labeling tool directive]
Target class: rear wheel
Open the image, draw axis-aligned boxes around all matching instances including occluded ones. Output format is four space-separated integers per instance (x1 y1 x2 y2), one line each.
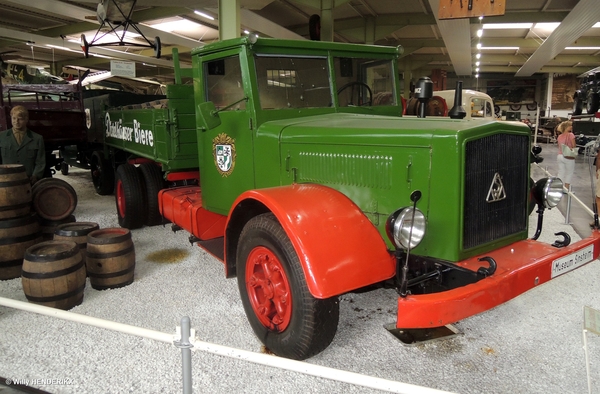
115 164 146 229
236 213 339 360
91 151 114 195
138 162 164 226
587 91 600 114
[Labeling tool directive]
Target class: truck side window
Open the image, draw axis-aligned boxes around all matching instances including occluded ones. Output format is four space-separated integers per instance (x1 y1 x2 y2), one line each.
254 55 331 109
205 56 246 111
334 57 396 106
471 98 493 118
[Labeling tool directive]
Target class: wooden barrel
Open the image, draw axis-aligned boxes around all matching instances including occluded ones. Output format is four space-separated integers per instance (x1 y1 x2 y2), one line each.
32 178 77 221
405 97 419 115
0 164 31 220
86 228 135 290
54 222 99 265
21 240 86 310
40 214 76 241
0 213 42 280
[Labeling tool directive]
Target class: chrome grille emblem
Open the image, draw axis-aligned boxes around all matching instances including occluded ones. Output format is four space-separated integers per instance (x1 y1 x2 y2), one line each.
486 172 506 203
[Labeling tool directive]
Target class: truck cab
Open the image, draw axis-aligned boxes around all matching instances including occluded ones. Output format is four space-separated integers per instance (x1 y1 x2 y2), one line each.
434 89 495 120
102 36 600 360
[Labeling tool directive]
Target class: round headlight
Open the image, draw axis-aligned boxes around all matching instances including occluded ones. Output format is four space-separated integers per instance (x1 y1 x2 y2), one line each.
532 177 563 208
386 207 426 250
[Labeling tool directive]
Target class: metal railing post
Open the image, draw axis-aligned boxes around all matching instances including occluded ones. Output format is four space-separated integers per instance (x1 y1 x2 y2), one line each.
565 185 572 224
174 316 193 394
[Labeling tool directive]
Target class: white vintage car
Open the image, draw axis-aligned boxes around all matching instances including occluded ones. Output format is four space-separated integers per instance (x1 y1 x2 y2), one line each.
434 89 495 120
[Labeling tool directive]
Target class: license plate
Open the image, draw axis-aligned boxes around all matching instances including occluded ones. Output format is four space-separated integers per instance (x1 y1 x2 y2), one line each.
551 245 594 278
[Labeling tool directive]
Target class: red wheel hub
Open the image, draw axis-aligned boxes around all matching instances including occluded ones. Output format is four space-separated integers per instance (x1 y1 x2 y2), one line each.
245 246 292 331
116 180 125 217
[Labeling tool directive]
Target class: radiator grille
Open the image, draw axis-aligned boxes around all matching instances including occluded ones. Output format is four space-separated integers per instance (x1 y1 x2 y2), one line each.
463 134 529 249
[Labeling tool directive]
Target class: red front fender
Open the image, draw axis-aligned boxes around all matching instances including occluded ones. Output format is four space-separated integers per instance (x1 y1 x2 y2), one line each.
226 184 396 299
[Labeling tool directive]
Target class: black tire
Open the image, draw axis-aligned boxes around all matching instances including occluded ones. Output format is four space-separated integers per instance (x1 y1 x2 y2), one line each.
138 162 164 226
528 177 536 215
236 213 339 360
587 91 600 114
154 36 161 59
573 93 583 115
509 104 521 111
91 151 114 195
115 164 146 229
60 162 69 176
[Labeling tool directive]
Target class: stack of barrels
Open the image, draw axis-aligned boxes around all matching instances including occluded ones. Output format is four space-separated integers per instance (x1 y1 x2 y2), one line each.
0 164 41 280
19 173 84 310
0 164 137 310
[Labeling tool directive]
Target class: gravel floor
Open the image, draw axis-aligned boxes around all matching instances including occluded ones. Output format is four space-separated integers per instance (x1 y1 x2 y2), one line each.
0 166 599 394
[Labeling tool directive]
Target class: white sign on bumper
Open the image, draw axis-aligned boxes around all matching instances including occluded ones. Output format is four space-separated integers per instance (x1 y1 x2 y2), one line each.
551 245 594 278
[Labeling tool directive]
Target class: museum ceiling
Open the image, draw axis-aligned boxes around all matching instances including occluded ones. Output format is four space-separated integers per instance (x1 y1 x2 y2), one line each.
0 0 597 91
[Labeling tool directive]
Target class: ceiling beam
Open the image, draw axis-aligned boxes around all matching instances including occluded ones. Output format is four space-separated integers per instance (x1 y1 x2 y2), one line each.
239 8 305 40
516 0 600 76
428 0 472 76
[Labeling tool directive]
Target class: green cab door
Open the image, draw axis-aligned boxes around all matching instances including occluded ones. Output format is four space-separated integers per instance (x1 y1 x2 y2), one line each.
196 50 256 215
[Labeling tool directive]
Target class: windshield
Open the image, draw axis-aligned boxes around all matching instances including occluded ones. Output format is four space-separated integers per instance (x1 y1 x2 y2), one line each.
254 54 397 110
255 55 331 109
470 97 493 118
334 57 396 107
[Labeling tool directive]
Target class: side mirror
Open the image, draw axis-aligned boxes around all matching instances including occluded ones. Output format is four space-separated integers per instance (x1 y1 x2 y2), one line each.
198 101 221 130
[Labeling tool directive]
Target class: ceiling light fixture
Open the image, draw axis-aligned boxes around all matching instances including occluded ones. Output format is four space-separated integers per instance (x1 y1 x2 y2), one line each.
194 10 215 20
480 47 520 50
483 23 533 29
565 47 600 50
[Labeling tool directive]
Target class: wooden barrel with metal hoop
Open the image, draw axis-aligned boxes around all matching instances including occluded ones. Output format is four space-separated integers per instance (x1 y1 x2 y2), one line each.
0 213 41 280
40 214 76 241
0 164 31 220
405 97 419 115
21 240 86 310
31 178 77 221
86 228 135 290
54 222 100 265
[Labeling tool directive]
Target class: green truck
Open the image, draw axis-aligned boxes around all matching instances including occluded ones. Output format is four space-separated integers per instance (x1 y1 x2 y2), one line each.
96 36 600 360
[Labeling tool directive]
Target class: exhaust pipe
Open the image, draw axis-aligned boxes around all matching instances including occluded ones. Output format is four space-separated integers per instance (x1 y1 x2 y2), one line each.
448 81 467 119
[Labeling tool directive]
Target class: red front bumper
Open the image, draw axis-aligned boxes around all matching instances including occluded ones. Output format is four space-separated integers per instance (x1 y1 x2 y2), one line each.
397 231 600 328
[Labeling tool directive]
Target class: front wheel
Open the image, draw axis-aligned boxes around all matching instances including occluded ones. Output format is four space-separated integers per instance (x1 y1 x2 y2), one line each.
573 94 583 115
236 213 339 360
587 91 600 114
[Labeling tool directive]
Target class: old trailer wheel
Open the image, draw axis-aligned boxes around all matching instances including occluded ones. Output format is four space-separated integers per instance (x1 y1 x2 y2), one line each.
139 162 164 226
115 164 146 229
587 91 600 114
90 151 114 195
237 213 339 360
60 162 69 176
